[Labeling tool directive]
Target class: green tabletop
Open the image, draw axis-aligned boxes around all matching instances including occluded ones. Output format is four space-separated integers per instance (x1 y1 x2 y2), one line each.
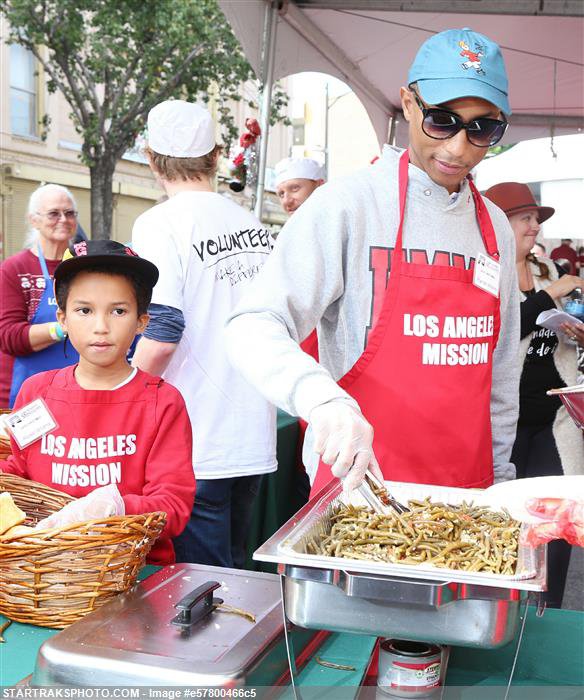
447 606 584 687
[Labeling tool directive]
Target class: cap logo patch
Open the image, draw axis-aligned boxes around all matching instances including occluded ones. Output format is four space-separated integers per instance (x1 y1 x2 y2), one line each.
459 40 486 75
73 242 88 257
124 246 138 257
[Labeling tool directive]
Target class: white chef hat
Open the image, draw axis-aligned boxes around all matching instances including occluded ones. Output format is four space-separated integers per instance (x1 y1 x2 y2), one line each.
147 100 215 158
274 158 325 187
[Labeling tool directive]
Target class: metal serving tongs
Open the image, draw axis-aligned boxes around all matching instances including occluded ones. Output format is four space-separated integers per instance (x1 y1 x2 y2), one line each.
357 470 410 515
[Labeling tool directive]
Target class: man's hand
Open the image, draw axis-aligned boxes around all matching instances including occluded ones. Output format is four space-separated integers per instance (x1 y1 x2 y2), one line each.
309 400 384 490
523 498 584 547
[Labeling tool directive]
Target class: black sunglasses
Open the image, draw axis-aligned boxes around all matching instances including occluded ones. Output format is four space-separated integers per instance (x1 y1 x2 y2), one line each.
411 89 508 148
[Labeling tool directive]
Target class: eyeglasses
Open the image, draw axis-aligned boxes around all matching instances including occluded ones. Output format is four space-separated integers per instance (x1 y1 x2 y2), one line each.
411 89 508 148
36 209 78 223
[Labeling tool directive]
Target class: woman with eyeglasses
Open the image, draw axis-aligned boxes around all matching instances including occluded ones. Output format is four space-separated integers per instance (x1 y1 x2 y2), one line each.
0 184 80 407
484 182 583 608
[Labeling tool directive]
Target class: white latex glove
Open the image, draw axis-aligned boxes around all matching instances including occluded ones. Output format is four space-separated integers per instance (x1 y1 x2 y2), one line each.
309 400 384 491
35 484 125 530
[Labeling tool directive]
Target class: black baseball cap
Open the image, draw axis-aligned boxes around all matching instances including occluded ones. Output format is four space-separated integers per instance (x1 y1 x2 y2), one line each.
54 240 159 289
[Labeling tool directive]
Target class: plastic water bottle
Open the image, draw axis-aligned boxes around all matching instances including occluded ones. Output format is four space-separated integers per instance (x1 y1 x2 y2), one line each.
565 288 584 321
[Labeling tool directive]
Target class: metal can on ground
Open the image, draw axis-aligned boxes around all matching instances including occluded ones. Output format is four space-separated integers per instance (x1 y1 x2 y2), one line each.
377 639 443 698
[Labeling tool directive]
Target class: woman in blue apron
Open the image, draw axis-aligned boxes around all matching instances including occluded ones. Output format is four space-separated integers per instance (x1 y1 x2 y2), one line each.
0 184 80 408
9 244 79 406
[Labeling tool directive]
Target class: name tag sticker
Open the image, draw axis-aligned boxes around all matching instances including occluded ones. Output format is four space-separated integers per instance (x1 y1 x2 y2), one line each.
473 253 500 298
2 399 58 449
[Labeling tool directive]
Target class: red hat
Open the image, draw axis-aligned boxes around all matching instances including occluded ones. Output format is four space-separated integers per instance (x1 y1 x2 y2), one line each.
483 182 555 223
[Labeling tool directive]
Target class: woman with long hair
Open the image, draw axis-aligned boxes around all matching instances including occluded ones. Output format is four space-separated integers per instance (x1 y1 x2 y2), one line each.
484 182 584 607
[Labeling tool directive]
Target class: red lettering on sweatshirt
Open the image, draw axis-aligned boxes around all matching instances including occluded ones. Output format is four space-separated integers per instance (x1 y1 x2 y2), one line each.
365 246 475 347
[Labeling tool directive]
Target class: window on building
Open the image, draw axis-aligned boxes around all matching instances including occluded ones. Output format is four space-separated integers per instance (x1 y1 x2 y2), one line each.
292 118 305 146
10 44 38 137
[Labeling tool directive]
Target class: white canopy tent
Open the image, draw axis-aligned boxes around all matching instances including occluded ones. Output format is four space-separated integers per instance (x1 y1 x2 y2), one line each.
476 135 584 190
218 0 584 217
475 135 584 241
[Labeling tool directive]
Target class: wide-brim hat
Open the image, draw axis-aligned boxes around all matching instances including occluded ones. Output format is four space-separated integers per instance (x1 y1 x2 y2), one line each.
54 240 159 289
483 182 555 223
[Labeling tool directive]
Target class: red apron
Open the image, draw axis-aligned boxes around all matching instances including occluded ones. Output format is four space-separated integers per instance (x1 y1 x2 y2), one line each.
311 150 501 495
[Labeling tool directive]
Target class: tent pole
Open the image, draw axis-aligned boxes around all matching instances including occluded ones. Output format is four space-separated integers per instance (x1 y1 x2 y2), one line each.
388 114 398 146
254 0 279 221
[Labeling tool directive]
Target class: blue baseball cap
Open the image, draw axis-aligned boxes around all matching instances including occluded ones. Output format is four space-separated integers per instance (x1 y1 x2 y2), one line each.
408 28 511 115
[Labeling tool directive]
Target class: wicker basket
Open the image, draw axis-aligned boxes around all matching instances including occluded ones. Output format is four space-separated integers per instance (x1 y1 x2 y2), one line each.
0 409 12 460
0 474 166 628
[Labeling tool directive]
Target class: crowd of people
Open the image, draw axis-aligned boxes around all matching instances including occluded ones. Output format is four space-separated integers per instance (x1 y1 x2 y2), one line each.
0 28 582 607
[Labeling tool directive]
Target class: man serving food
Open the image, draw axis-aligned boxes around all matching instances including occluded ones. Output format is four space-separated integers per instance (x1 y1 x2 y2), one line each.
226 28 520 494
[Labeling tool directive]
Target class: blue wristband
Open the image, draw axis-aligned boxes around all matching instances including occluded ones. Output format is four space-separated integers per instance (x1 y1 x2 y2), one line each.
49 322 65 342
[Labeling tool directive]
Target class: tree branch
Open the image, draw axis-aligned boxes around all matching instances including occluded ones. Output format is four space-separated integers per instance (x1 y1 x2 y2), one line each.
54 55 92 126
108 35 182 123
26 44 85 127
118 42 206 135
75 53 101 114
107 53 144 122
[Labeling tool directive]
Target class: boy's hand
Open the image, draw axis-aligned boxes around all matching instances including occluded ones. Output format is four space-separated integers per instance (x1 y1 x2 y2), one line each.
523 498 584 547
35 484 125 530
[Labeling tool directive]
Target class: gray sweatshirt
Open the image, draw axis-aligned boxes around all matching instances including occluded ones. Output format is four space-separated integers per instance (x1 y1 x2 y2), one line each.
225 146 520 483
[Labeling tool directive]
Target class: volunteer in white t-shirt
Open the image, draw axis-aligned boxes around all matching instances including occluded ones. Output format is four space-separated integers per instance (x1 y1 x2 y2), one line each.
132 100 277 569
274 157 325 215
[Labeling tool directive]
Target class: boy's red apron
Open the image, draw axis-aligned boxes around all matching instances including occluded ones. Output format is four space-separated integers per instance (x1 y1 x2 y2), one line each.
20 368 176 565
311 149 501 495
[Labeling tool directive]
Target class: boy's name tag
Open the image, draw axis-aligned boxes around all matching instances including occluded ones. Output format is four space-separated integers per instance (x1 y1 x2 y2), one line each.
473 253 500 298
2 399 57 449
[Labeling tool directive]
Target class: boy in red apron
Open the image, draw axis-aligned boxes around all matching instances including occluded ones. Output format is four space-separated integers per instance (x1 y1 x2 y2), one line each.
226 28 521 494
1 241 195 564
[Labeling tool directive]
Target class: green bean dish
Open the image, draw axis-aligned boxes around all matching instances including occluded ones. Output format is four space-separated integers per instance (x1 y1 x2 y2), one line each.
304 498 520 575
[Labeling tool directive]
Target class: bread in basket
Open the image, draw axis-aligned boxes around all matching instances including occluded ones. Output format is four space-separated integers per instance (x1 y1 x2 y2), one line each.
0 473 166 628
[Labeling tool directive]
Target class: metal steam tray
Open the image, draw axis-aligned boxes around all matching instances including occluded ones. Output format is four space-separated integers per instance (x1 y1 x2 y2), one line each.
254 480 546 648
257 479 545 591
